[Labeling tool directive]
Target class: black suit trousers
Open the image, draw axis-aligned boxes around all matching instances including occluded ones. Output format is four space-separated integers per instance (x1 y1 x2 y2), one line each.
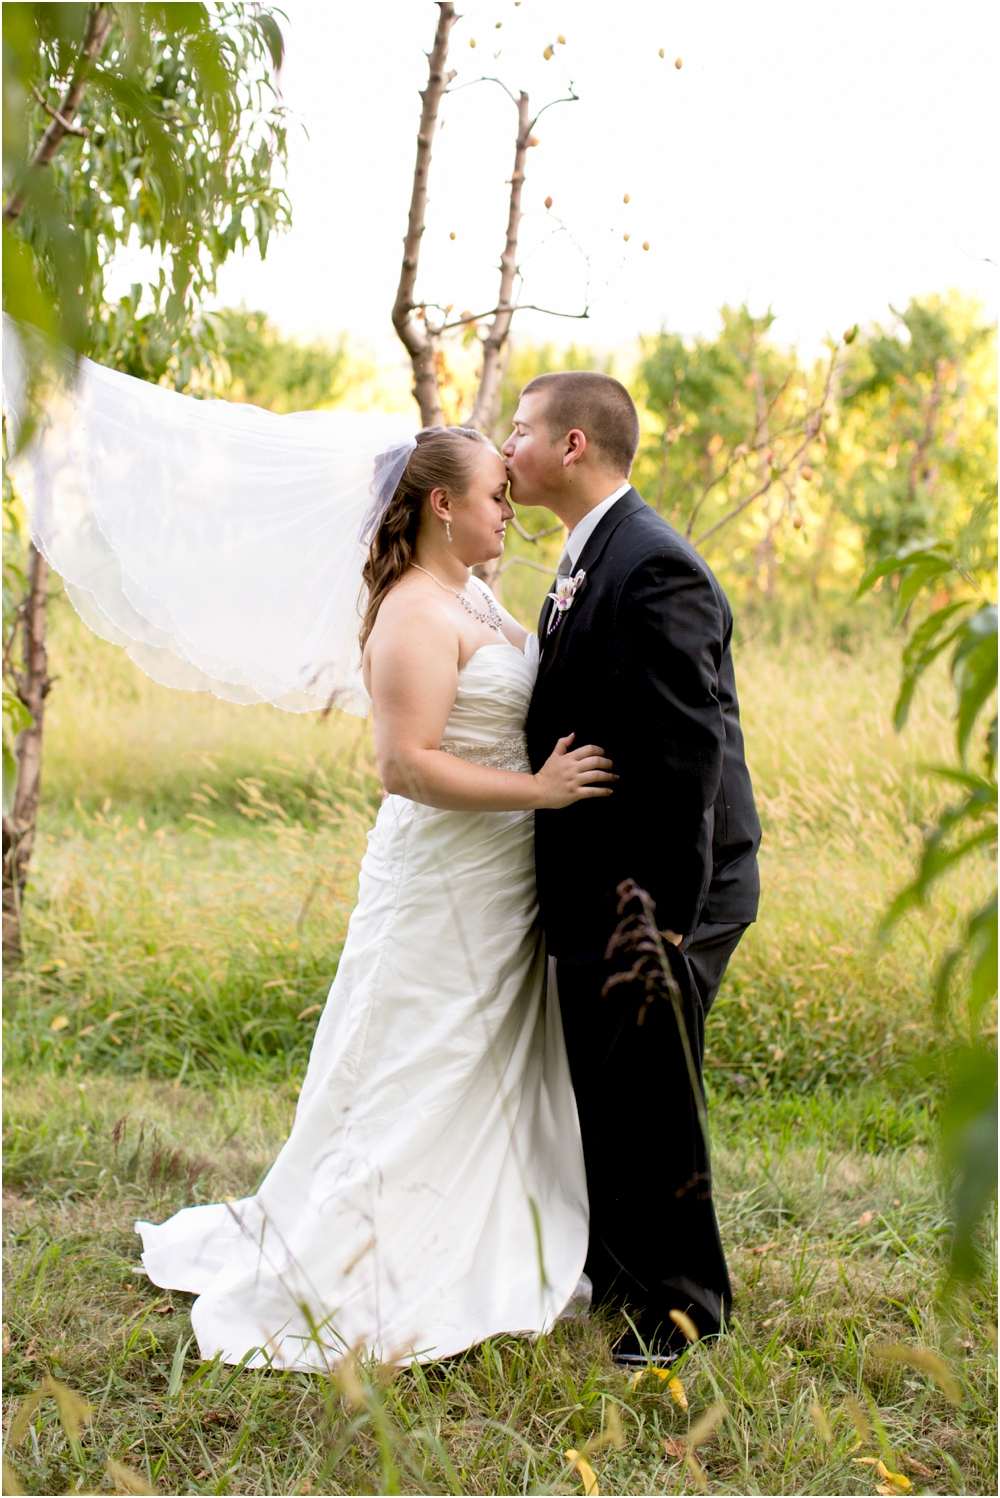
556 921 746 1348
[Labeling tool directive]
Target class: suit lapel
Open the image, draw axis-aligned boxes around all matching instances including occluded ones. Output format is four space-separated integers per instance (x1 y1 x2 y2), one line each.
536 489 645 671
574 487 645 577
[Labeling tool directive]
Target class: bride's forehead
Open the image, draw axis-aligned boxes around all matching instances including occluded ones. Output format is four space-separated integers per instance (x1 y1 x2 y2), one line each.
472 446 508 484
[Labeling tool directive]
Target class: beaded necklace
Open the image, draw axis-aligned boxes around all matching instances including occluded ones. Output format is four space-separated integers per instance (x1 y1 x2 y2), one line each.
411 564 505 634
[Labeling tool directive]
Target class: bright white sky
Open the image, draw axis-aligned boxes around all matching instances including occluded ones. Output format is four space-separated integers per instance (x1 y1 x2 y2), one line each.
207 0 998 371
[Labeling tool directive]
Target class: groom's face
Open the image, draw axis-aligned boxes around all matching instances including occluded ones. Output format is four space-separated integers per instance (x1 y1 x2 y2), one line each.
502 393 563 505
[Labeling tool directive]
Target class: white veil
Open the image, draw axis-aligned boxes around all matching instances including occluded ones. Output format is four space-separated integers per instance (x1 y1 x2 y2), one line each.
2 320 418 715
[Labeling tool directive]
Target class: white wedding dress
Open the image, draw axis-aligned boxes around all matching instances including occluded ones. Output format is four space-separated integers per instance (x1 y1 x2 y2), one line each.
136 640 589 1370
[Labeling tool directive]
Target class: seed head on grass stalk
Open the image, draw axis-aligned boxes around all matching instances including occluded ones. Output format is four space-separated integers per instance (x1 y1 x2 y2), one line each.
870 1343 963 1406
107 1458 158 1495
603 879 709 1154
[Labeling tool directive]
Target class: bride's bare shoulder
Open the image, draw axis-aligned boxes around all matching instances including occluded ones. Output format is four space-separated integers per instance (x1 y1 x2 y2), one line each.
375 571 451 631
365 571 458 672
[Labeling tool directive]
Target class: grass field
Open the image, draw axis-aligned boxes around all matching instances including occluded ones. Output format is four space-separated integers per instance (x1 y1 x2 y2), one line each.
2 597 997 1495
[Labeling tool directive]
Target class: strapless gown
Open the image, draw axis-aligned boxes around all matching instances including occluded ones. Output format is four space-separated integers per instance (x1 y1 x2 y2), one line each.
136 641 589 1370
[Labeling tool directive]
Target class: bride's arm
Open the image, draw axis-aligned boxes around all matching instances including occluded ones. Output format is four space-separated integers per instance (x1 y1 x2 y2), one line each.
367 597 614 812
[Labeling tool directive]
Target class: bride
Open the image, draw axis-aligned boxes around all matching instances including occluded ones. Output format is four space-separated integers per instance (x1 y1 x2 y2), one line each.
3 340 614 1371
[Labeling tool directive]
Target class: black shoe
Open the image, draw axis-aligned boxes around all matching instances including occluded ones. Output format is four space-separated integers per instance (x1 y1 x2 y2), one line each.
612 1348 679 1369
610 1331 679 1368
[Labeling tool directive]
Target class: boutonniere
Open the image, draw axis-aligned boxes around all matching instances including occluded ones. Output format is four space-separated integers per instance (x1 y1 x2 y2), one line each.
546 569 586 635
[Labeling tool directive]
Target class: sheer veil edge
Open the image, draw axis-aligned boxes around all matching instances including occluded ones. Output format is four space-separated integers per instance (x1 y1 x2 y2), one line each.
2 317 418 715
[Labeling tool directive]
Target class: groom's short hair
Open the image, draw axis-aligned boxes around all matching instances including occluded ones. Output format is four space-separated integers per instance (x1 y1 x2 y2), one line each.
521 371 640 476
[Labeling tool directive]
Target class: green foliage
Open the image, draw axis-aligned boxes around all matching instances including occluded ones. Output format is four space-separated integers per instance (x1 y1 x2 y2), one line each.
835 293 998 563
493 339 610 441
861 501 998 1288
2 1 290 382
195 307 351 413
624 295 997 622
634 305 832 608
2 3 291 849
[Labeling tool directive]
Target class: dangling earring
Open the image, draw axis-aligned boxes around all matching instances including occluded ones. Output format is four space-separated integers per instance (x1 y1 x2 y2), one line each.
445 520 453 543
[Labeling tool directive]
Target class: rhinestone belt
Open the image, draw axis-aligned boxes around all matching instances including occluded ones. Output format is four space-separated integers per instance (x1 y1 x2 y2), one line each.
441 732 532 774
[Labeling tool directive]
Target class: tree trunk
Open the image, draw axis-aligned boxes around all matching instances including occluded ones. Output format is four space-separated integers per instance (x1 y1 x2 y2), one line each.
391 2 456 427
3 544 52 958
468 90 532 439
2 2 113 225
3 3 115 957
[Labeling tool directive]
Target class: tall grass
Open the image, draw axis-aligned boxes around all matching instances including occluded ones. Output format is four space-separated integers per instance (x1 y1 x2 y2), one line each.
3 597 997 1495
4 596 989 1095
3 1077 995 1495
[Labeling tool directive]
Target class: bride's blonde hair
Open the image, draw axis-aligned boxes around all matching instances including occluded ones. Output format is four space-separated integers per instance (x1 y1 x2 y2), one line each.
360 426 492 650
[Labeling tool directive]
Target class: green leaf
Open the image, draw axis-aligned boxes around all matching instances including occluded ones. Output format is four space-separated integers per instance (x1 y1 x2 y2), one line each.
926 765 998 799
950 605 998 760
894 615 966 729
901 600 969 671
254 11 286 73
3 690 33 739
2 739 19 817
167 1333 194 1399
968 896 999 1028
856 541 954 599
1 230 58 342
884 824 998 927
894 555 953 620
940 1043 998 1286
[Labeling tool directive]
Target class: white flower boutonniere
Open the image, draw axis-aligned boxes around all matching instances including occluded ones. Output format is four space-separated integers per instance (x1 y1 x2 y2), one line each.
546 568 586 635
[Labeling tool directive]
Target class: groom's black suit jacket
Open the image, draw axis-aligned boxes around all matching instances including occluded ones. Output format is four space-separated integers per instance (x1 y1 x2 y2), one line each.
526 488 761 962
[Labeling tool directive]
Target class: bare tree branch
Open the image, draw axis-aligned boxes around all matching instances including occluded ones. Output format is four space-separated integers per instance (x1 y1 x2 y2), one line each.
446 74 520 106
684 367 794 540
427 300 589 334
391 2 457 427
505 301 590 321
693 347 839 549
530 85 581 123
468 88 532 435
466 83 582 438
498 555 558 577
30 82 90 137
507 516 562 542
3 2 112 224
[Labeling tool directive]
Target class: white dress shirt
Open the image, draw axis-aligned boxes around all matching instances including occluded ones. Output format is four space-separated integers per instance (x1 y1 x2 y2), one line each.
559 482 632 572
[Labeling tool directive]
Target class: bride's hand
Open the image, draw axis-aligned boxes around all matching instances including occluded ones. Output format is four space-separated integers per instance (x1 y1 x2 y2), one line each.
532 733 617 809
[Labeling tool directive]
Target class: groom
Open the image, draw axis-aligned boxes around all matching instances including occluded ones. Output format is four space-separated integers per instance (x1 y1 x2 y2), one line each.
503 372 761 1364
